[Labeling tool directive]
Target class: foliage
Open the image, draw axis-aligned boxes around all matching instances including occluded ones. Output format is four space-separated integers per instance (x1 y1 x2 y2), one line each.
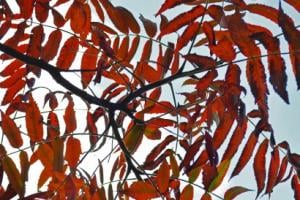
0 0 299 199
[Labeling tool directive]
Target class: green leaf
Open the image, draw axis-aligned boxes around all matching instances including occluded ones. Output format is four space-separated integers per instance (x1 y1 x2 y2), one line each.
208 159 231 192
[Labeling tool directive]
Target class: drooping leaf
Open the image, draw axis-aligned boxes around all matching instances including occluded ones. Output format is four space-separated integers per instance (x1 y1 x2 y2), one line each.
284 0 300 12
139 15 157 38
210 37 236 62
63 98 77 134
231 132 258 178
41 30 62 62
26 95 43 142
253 139 268 198
116 7 140 34
246 4 279 24
156 0 182 16
30 143 53 169
157 160 170 193
19 151 29 182
91 0 105 22
265 147 280 195
292 174 300 199
208 159 231 192
1 79 26 105
47 111 60 140
159 5 205 38
123 124 145 154
65 137 82 168
81 46 98 88
35 1 50 23
181 137 204 170
2 156 24 197
175 22 199 51
275 156 289 185
17 0 34 19
201 193 212 200
1 111 23 148
180 184 193 200
56 36 79 71
51 8 66 27
224 186 252 200
222 118 247 161
278 5 300 89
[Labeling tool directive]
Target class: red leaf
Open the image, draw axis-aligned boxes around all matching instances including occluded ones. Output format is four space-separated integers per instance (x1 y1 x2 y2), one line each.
126 36 140 62
224 186 252 200
227 12 261 57
1 112 23 148
123 181 160 200
175 22 199 51
231 132 258 178
202 21 215 46
284 0 300 12
144 135 176 163
156 0 182 16
292 174 300 199
116 36 129 61
207 5 226 26
265 147 280 195
246 4 279 24
147 118 174 127
184 54 217 70
31 143 53 169
181 137 204 169
81 47 98 88
275 156 288 185
222 117 247 161
41 30 62 62
47 112 60 140
253 139 268 198
26 95 43 142
0 60 24 77
210 37 236 62
35 2 49 23
278 5 300 89
90 0 105 22
201 193 212 200
56 36 79 70
159 5 205 38
52 9 66 27
63 98 77 134
139 15 157 38
0 68 26 88
1 80 25 106
27 25 44 59
157 160 170 193
2 157 24 197
65 137 82 168
196 70 218 92
212 112 235 149
17 0 34 19
180 184 193 200
116 7 140 34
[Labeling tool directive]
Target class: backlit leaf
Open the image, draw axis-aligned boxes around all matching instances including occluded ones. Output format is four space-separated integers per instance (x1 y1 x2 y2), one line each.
175 22 199 51
63 98 77 134
65 137 82 168
81 46 98 88
284 0 300 12
41 30 62 62
224 186 252 200
253 139 268 198
184 54 217 70
2 156 24 197
265 147 280 195
139 15 157 38
1 111 23 148
180 184 193 200
159 5 205 38
26 95 43 142
157 160 170 193
123 181 160 199
56 36 79 71
208 159 231 192
123 124 145 154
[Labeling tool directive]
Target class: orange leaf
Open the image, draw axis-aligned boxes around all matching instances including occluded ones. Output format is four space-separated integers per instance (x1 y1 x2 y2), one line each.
41 30 62 62
175 22 199 51
159 5 205 38
2 156 25 197
246 4 279 24
47 112 60 140
123 181 160 200
139 15 157 38
231 132 258 178
278 5 300 89
1 112 23 148
65 137 82 168
33 143 54 169
196 70 218 92
201 193 212 200
157 160 170 193
180 184 193 200
64 98 76 134
208 159 231 192
203 21 215 46
253 139 268 198
275 156 288 185
224 186 252 200
26 95 43 142
222 118 247 161
265 147 280 195
292 174 300 199
81 46 98 88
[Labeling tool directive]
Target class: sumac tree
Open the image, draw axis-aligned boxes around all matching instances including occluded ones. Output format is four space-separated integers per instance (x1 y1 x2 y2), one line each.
0 0 299 199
